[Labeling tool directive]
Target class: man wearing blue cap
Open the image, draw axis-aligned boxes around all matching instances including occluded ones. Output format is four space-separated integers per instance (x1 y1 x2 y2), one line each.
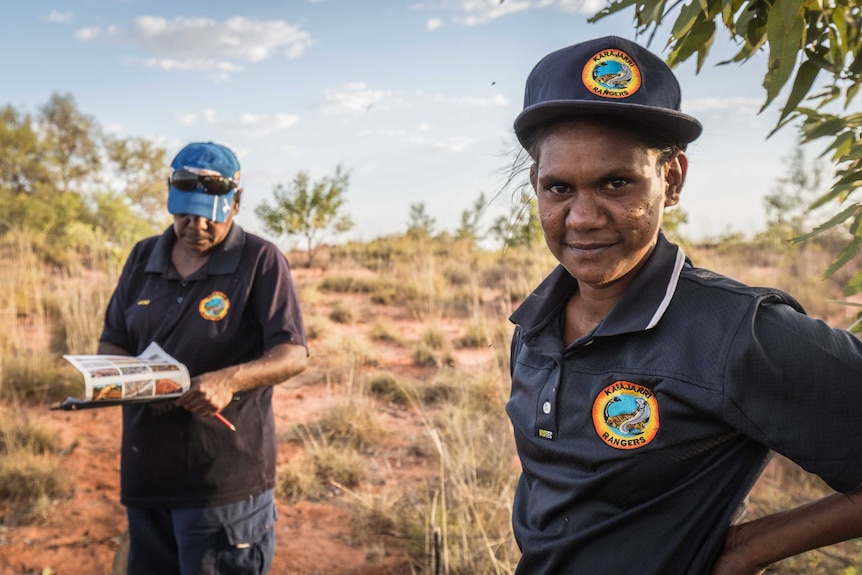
506 36 862 574
98 142 308 574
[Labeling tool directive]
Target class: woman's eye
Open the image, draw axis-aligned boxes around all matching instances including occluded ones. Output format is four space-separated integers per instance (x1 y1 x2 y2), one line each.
600 178 629 193
546 184 570 195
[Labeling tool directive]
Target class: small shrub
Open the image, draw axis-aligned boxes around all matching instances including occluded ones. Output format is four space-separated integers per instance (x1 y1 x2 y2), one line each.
0 448 71 522
370 285 397 305
319 275 379 294
421 326 447 350
329 300 356 324
367 318 405 345
459 321 490 348
412 342 439 369
363 372 417 406
316 399 384 450
277 456 318 502
312 443 367 489
303 316 329 340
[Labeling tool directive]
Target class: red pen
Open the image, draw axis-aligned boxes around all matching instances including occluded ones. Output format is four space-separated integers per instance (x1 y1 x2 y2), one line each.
214 412 236 431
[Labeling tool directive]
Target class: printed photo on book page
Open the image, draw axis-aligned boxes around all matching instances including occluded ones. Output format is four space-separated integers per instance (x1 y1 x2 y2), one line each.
55 342 190 410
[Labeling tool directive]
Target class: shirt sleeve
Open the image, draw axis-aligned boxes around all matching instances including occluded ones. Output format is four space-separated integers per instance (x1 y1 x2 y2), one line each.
722 299 862 493
249 242 307 352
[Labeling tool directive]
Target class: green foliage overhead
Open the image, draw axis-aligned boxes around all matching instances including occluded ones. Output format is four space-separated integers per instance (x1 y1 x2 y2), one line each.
255 165 354 266
590 0 861 286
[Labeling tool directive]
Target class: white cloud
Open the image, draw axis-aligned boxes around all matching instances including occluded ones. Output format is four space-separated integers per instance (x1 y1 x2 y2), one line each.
76 16 312 79
319 82 390 115
176 113 198 126
363 126 477 154
75 26 100 41
43 10 74 23
417 0 530 27
412 135 478 153
419 0 604 26
177 107 301 135
535 0 606 14
189 109 300 138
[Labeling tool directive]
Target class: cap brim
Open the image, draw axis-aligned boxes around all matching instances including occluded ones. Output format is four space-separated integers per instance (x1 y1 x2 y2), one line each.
167 187 236 223
515 101 702 148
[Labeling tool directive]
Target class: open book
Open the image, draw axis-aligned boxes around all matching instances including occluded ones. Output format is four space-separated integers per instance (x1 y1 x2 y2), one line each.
52 342 190 411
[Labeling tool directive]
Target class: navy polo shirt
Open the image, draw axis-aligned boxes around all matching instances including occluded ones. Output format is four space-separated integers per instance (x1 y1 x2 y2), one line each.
101 224 306 508
507 234 862 574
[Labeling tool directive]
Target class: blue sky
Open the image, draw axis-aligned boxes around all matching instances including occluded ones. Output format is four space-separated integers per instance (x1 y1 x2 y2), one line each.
1 0 806 247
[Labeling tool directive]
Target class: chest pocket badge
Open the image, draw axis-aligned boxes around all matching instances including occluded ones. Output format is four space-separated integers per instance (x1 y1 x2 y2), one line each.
592 381 659 450
199 291 230 321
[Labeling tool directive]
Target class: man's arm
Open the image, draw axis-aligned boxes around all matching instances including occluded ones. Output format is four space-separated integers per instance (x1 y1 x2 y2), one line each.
712 485 862 575
175 342 308 416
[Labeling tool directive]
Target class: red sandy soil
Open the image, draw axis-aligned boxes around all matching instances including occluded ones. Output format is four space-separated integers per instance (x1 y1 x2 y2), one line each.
0 267 496 575
5 264 860 575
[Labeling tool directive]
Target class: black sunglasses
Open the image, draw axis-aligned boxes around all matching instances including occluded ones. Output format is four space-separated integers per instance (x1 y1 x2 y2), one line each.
169 170 238 196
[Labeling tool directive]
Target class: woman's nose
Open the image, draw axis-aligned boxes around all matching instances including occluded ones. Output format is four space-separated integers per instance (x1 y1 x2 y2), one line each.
565 193 605 230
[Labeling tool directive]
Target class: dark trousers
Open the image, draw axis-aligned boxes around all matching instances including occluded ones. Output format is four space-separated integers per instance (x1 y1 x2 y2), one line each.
126 489 276 575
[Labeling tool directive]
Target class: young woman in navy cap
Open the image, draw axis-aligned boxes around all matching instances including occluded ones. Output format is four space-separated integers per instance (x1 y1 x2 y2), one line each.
507 36 862 574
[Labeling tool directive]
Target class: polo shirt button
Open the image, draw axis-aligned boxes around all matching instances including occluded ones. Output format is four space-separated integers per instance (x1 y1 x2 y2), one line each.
177 296 184 303
542 401 551 414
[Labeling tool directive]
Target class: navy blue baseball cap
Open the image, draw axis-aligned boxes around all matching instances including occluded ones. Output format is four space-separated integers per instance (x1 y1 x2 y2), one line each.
514 36 702 147
167 142 242 223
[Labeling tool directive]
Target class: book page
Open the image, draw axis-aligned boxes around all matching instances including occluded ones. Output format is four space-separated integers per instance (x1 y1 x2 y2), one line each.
61 342 190 405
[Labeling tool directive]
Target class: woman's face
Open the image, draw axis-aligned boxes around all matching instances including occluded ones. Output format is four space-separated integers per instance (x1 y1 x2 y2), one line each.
172 193 240 256
530 120 686 291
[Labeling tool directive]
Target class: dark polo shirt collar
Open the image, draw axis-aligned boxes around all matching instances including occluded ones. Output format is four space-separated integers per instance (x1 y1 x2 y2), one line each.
511 233 687 340
145 223 246 276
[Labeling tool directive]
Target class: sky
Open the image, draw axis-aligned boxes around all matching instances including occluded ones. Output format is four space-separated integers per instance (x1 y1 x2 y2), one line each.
0 0 814 248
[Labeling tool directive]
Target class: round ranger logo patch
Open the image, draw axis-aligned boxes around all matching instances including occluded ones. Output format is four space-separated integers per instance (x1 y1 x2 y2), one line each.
581 49 642 99
199 291 230 321
592 381 659 450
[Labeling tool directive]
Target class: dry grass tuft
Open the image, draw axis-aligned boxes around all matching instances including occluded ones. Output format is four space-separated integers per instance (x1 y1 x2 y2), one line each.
362 371 418 406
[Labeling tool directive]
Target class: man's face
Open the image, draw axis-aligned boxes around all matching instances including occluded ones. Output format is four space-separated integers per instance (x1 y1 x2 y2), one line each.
530 121 684 290
172 194 240 255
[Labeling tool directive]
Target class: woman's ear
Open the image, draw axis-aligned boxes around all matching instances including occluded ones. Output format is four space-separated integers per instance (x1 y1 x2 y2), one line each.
529 163 538 193
664 152 687 207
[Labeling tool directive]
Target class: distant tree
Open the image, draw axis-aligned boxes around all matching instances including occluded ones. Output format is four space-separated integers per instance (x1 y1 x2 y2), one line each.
104 135 169 227
255 165 353 267
456 192 489 245
406 202 436 240
39 92 101 194
763 147 826 239
661 206 690 247
490 189 543 248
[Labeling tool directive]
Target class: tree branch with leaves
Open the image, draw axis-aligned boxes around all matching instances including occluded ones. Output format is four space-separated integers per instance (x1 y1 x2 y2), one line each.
589 0 861 306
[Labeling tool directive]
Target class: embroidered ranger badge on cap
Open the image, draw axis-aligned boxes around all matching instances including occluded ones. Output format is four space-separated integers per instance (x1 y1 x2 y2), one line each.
592 381 659 450
581 49 642 99
199 291 230 321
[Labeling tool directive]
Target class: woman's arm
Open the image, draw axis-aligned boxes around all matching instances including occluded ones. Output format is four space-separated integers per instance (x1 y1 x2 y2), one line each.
175 342 308 416
712 485 862 575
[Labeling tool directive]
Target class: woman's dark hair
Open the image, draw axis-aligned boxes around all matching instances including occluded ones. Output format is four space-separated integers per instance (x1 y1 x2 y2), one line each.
521 116 686 166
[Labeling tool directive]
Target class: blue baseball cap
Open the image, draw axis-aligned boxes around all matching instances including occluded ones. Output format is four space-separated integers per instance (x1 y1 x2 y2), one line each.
514 36 702 147
167 142 242 223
